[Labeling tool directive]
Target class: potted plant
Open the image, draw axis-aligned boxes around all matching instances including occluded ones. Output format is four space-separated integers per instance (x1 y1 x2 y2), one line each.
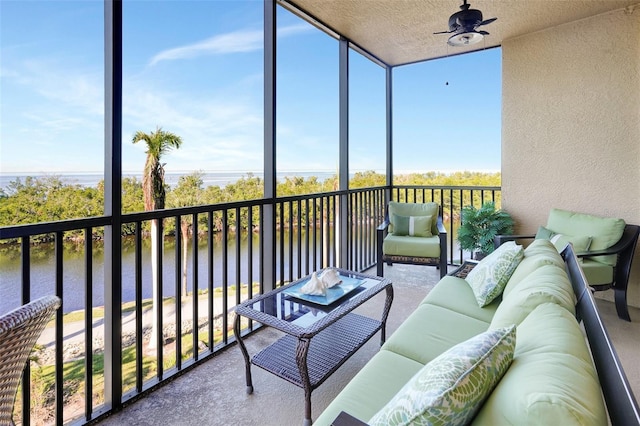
457 201 515 259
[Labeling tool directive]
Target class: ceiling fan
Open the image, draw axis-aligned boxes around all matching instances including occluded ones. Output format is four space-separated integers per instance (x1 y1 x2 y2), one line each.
434 0 497 46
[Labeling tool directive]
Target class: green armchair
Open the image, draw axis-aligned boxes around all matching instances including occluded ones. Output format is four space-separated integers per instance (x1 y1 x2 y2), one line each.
377 201 447 279
495 208 640 321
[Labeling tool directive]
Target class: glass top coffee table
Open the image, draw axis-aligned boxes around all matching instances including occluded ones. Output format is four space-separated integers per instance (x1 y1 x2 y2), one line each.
233 268 393 426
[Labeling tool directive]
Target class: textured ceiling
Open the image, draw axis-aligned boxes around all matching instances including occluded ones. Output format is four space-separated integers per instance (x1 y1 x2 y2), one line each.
281 0 640 66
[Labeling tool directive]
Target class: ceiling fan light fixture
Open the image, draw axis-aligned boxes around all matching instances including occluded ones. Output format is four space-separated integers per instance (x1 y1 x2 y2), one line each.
448 31 484 46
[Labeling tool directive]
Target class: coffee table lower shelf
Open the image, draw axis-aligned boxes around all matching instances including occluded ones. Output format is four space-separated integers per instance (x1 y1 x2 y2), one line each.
252 313 382 390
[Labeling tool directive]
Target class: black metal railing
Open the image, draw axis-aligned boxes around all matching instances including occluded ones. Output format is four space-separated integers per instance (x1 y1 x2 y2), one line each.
0 184 499 425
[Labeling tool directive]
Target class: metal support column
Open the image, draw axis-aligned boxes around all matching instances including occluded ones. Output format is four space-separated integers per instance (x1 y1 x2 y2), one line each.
263 0 277 293
385 66 393 203
339 37 350 269
104 0 123 411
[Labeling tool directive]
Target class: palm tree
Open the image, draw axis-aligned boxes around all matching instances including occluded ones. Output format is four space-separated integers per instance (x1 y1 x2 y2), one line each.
168 172 204 297
132 126 182 350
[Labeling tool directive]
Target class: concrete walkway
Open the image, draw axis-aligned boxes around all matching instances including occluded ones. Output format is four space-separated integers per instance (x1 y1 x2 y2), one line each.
38 292 242 353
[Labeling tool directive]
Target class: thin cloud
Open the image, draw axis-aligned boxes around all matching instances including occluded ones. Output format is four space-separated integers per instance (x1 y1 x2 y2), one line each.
149 24 311 66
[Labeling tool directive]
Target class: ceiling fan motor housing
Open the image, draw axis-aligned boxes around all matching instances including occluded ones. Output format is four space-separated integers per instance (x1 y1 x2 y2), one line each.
449 8 483 32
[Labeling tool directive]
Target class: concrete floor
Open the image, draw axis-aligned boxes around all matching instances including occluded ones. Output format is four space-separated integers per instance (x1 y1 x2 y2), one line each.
95 264 640 426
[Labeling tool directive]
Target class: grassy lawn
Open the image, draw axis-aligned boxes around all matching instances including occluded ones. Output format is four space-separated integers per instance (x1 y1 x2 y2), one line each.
20 325 239 423
21 283 259 422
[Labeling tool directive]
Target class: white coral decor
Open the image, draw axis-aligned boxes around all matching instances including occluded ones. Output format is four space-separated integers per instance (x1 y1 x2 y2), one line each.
299 272 327 296
320 268 342 288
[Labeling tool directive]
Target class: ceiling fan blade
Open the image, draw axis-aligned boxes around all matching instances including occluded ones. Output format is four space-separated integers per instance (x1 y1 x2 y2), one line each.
479 17 497 26
433 30 453 34
477 30 490 35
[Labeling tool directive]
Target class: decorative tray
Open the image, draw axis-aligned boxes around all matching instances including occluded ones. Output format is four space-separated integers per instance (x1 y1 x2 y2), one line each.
282 274 364 305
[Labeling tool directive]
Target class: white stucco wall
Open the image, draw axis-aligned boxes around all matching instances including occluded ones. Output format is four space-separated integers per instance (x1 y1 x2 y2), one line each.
501 7 640 307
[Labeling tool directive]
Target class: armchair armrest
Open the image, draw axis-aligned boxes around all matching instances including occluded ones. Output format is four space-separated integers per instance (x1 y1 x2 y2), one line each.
494 234 535 248
331 411 368 426
377 219 390 232
436 215 447 236
577 226 639 258
376 219 390 277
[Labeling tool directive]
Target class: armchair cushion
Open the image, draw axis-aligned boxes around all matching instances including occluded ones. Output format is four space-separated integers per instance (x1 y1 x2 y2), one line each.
535 226 592 254
382 234 441 258
580 259 614 286
388 201 439 236
546 208 625 266
391 214 433 237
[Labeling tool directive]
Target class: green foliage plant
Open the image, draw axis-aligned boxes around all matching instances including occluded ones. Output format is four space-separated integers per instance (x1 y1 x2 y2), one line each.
457 201 514 257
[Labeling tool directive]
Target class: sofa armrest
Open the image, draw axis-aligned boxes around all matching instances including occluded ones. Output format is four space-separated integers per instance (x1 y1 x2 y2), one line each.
331 411 368 426
494 234 535 248
562 245 640 425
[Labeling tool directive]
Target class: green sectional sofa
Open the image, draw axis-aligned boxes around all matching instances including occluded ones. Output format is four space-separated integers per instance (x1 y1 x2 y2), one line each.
315 240 640 426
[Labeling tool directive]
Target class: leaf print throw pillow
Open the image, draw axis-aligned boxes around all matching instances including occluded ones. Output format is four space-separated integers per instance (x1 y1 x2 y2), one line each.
466 241 524 307
369 325 516 426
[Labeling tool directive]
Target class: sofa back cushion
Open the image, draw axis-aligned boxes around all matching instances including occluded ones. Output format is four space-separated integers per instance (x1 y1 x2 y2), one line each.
388 201 439 236
490 264 576 329
473 303 607 426
503 239 565 298
546 208 625 266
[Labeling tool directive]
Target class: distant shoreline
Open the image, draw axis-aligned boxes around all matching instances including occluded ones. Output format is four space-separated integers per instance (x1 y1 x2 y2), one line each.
0 169 500 191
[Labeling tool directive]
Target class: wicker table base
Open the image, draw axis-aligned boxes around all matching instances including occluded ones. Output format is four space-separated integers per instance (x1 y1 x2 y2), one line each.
233 269 393 426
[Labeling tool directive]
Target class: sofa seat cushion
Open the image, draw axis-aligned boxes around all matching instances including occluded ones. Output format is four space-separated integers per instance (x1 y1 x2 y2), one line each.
313 350 423 426
490 264 576 329
388 201 440 236
473 303 607 426
383 234 441 258
369 326 515 426
420 276 499 324
503 239 565 298
466 241 524 307
381 303 490 365
581 259 614 286
546 208 625 266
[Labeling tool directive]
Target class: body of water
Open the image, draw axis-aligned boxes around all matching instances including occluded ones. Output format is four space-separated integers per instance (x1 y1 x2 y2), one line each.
0 230 333 315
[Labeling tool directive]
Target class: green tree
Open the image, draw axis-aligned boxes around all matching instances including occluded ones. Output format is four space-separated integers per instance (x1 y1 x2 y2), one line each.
349 170 385 189
0 176 102 240
132 126 183 349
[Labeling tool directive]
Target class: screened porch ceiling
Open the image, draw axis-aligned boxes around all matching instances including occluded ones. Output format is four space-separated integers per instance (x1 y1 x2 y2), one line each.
281 0 639 66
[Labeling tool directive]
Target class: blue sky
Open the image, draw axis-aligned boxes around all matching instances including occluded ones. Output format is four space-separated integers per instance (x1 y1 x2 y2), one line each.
0 0 501 176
